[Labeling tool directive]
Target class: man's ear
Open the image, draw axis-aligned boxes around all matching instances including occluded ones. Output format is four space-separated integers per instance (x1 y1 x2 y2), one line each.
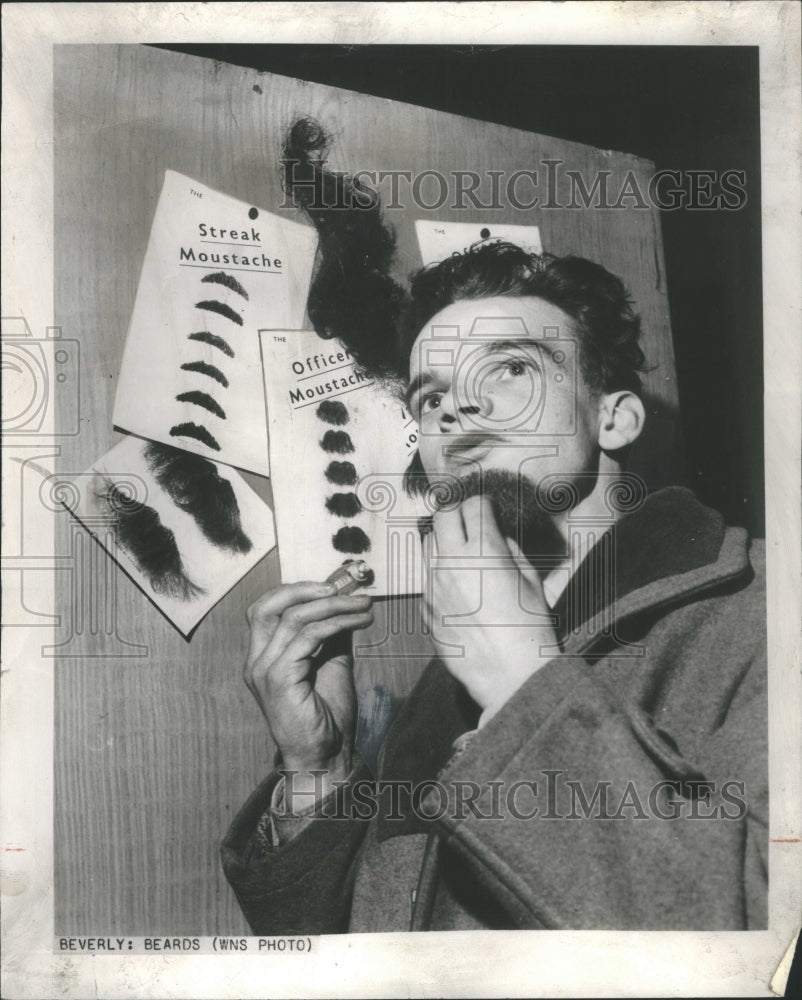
597 391 646 452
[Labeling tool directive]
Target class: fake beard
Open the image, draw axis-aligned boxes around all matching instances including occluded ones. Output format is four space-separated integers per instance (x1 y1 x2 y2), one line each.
95 477 204 601
419 468 566 564
144 442 253 554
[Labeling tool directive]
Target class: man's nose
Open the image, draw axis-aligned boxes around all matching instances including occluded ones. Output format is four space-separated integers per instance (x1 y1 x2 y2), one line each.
438 387 488 428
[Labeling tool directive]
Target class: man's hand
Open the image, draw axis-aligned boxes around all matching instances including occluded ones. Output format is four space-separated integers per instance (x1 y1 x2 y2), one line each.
424 495 560 721
244 581 374 807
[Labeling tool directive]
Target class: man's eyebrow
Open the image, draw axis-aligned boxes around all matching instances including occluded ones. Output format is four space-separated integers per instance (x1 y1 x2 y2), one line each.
404 372 434 409
475 337 560 359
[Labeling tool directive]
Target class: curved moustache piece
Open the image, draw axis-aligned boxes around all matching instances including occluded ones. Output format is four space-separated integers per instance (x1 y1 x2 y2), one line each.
96 477 204 601
144 442 252 554
169 421 221 451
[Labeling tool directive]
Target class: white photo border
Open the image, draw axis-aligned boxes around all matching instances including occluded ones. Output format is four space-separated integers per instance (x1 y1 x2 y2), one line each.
2 2 800 997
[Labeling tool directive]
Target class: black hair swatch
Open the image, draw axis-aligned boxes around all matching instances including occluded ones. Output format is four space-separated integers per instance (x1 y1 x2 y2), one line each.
316 400 349 425
403 448 428 497
201 271 249 300
96 478 203 600
325 492 362 519
325 461 358 486
332 525 371 554
320 430 354 454
281 117 409 381
169 422 221 451
180 360 229 388
144 442 252 554
195 300 243 326
175 390 226 420
188 331 235 358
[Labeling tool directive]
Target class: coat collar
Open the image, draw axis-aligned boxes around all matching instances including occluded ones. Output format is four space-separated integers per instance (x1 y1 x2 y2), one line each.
554 485 746 654
375 486 752 842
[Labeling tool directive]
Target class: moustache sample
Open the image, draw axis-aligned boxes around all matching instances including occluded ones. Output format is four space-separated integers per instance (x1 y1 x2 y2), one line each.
144 442 252 554
94 442 254 604
95 477 204 601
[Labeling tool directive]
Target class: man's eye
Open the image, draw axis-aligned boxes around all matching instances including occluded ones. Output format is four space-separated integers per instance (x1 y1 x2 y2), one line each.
420 392 443 414
496 358 528 379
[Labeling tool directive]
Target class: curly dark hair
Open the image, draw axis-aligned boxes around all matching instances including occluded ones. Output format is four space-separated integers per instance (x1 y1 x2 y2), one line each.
406 242 647 395
281 117 647 395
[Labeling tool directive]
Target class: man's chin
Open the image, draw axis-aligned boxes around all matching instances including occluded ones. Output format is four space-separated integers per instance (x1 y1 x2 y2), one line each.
441 467 566 561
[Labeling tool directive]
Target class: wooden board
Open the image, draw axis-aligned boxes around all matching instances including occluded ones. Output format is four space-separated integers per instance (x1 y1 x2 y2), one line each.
54 43 681 934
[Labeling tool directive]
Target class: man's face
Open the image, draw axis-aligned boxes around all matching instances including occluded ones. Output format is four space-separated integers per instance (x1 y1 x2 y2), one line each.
407 296 602 499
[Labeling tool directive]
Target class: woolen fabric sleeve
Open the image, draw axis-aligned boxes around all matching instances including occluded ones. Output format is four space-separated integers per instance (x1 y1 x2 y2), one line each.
426 644 768 930
220 756 374 935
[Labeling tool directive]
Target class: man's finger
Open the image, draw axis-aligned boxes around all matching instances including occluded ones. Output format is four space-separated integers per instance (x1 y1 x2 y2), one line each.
504 535 556 628
461 495 506 554
506 535 546 593
265 612 375 689
260 593 372 666
246 580 335 626
432 505 467 554
246 580 335 654
248 580 335 624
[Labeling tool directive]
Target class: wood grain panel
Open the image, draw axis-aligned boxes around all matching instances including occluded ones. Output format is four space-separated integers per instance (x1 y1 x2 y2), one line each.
54 43 681 933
